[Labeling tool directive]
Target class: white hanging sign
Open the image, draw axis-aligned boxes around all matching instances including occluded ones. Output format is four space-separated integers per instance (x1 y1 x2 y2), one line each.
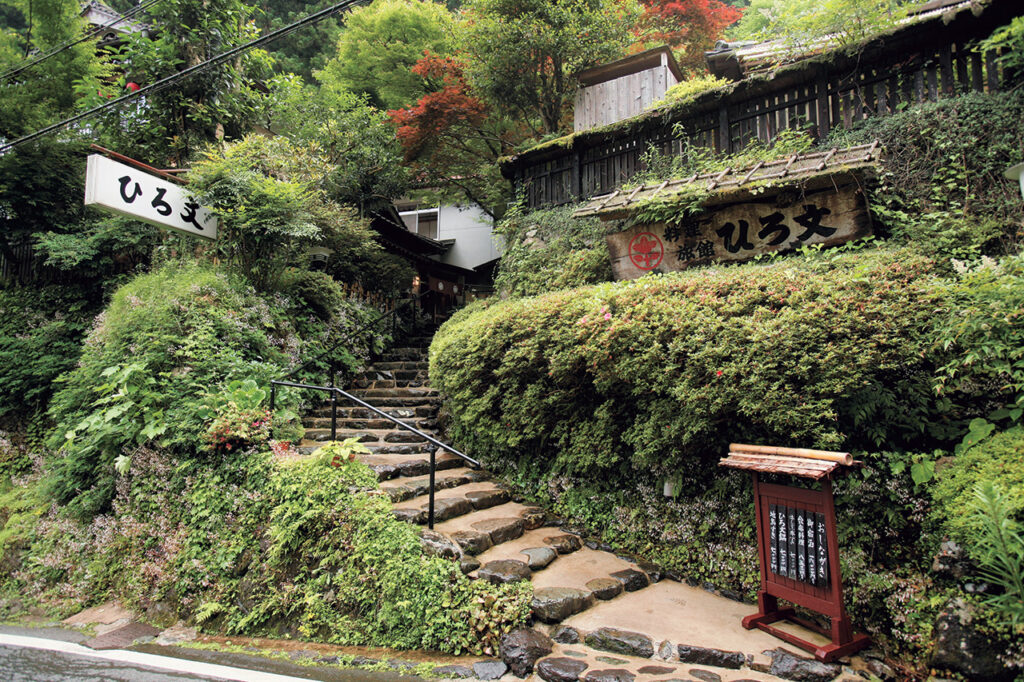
84 154 218 240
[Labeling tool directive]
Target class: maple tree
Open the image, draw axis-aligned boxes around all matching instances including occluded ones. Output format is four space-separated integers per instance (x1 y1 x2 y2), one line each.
635 0 743 73
389 53 521 219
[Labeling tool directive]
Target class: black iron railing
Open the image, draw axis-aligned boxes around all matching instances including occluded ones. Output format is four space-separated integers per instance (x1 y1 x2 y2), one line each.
269 380 481 529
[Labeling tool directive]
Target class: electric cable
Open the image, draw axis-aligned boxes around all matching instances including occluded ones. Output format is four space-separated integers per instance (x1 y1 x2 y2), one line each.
1 0 163 83
0 0 368 154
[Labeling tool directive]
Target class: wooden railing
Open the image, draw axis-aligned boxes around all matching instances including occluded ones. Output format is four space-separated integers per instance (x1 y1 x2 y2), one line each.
501 0 1022 209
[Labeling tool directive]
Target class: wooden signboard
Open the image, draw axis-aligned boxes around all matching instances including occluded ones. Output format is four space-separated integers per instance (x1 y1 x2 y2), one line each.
84 154 218 240
719 443 870 663
606 184 870 280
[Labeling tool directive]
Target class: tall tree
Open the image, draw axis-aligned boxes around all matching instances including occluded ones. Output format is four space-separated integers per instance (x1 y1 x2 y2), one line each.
0 0 110 139
389 52 519 219
636 0 743 73
255 0 343 83
268 78 410 210
96 0 278 166
458 0 642 136
317 0 453 110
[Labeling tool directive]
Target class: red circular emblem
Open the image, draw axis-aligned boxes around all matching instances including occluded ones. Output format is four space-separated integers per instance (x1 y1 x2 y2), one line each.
628 232 664 271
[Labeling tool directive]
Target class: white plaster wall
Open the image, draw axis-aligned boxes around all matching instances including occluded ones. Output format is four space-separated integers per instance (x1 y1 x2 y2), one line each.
435 205 503 271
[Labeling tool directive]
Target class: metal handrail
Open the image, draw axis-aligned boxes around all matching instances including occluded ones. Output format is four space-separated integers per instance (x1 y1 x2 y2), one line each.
283 290 430 382
270 379 480 529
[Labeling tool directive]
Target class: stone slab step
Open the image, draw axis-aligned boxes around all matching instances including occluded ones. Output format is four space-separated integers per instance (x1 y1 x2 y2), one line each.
302 429 434 445
532 641 800 682
308 405 437 419
431 501 546 539
378 466 476 489
302 417 436 431
372 361 429 371
349 388 439 399
357 452 464 479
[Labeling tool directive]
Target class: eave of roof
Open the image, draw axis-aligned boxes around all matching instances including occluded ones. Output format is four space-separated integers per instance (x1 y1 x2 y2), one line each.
574 142 882 220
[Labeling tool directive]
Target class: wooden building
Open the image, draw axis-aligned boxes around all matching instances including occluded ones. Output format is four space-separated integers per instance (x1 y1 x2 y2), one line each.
573 47 683 133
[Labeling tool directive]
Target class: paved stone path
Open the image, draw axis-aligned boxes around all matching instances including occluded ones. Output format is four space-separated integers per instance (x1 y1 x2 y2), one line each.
294 340 878 682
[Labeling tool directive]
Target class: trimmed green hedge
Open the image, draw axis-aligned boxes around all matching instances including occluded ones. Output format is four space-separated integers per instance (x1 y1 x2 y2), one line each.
432 248 948 480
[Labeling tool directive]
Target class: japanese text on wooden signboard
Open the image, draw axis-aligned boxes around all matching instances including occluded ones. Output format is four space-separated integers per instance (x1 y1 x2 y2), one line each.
606 186 870 280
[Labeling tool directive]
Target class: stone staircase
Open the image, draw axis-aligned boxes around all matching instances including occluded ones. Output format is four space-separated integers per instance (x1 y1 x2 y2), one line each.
297 339 661 628
294 340 864 682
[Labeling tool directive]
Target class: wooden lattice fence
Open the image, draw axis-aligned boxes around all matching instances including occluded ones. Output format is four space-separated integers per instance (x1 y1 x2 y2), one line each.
503 0 1022 209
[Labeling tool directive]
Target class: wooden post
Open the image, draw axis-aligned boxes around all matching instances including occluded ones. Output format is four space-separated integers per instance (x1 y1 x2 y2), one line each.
718 103 731 155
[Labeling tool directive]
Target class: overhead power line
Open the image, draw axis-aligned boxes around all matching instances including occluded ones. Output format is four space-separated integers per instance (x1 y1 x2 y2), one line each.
0 0 163 83
0 0 368 154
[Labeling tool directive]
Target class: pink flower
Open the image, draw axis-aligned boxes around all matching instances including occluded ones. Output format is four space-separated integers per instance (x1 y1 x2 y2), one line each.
604 313 612 321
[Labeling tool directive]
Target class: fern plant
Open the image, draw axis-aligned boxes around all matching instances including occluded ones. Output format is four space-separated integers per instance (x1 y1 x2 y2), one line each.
969 481 1024 625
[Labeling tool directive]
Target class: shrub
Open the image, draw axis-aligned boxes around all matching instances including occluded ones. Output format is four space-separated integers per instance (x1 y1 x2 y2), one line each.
932 428 1024 544
2 447 531 655
46 263 295 518
831 90 1024 254
0 286 99 425
932 255 1024 426
493 203 613 298
434 248 947 480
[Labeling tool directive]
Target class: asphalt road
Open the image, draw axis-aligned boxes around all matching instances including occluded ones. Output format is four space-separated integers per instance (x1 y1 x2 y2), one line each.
0 632 411 682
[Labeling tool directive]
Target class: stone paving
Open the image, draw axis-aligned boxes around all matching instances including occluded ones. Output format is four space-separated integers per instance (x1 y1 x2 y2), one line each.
290 341 881 682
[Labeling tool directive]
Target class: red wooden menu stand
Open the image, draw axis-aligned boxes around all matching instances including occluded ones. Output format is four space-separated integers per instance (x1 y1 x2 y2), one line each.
720 443 870 663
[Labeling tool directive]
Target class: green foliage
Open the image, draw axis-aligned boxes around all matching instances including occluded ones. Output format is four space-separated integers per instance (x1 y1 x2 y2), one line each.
0 286 98 423
202 405 272 455
95 0 277 165
728 0 905 50
433 249 946 481
46 263 293 518
458 0 643 135
494 203 613 297
831 91 1024 254
967 480 1024 625
627 127 815 223
310 438 371 467
3 446 531 654
651 75 731 110
189 135 397 291
317 0 454 110
979 16 1024 77
932 255 1024 426
255 0 343 83
267 80 410 208
237 457 532 653
0 0 111 139
932 428 1024 545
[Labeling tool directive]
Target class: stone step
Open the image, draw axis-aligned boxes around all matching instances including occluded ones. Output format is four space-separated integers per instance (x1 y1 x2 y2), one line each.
358 452 466 481
308 405 437 419
349 387 439 399
549 581 846 680
354 369 428 383
308 396 441 410
301 429 435 444
372 361 429 371
530 639 801 682
302 417 436 431
305 428 436 442
380 348 429 362
349 378 428 390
